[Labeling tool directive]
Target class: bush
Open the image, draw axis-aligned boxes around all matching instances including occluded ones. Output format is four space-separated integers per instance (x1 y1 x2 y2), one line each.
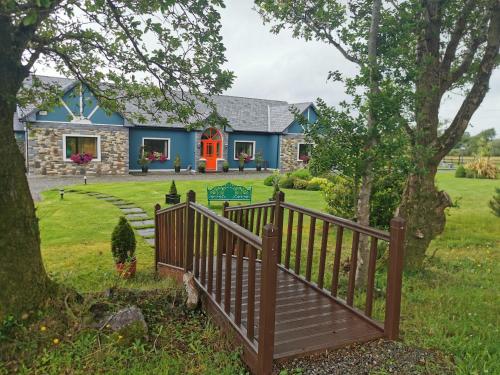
293 178 309 189
264 174 275 186
455 165 466 178
465 158 498 179
465 168 476 178
489 188 500 217
169 180 178 195
322 178 356 219
290 168 312 181
307 177 329 191
111 217 136 264
279 176 295 189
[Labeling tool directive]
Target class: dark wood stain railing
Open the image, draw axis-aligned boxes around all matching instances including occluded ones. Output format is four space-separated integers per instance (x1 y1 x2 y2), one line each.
155 191 406 374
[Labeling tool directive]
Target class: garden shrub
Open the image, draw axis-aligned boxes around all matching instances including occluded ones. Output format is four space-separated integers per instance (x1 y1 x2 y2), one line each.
293 178 309 190
307 177 329 191
263 175 274 186
465 158 498 179
290 168 312 181
111 217 136 263
279 176 295 189
322 178 356 219
465 168 476 178
455 165 466 178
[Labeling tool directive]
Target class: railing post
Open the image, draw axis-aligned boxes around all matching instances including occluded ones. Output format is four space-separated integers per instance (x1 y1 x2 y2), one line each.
154 204 161 274
184 190 196 272
222 202 229 255
274 191 285 263
384 216 406 340
258 224 278 375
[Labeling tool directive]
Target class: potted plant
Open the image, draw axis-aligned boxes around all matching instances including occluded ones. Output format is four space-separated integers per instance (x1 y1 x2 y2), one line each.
165 180 181 204
238 153 246 172
70 152 93 176
174 154 181 173
138 146 151 173
255 151 264 171
198 160 206 173
222 160 229 172
111 217 137 278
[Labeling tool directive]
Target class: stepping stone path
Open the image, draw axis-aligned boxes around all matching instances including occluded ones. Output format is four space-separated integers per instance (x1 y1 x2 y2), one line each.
75 191 156 248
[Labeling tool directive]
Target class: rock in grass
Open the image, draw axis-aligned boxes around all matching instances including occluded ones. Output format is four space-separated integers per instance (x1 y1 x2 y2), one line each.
183 272 199 310
106 306 148 342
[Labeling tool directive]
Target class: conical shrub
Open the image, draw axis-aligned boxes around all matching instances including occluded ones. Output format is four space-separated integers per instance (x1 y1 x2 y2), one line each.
111 217 136 263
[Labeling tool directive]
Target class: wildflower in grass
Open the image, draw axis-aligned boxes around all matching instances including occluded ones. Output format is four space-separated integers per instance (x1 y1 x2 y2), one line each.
53 338 60 345
40 326 47 332
118 335 123 340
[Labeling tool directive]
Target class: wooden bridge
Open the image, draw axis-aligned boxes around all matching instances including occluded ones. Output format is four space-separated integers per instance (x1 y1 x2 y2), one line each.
154 191 405 375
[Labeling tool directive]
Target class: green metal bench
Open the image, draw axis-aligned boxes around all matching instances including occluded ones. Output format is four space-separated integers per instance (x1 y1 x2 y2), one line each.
207 182 252 207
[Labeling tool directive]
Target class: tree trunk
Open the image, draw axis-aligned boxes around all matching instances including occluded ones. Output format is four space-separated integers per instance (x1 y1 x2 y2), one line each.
396 164 451 269
355 0 381 287
0 79 55 320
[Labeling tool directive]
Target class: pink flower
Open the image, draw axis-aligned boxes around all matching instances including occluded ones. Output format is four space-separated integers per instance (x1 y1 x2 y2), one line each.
70 153 93 165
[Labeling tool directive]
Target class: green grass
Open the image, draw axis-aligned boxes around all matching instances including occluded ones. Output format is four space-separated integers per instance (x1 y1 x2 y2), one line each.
3 173 499 374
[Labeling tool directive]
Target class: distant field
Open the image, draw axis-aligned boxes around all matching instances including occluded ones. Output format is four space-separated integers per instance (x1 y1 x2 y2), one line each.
442 155 500 167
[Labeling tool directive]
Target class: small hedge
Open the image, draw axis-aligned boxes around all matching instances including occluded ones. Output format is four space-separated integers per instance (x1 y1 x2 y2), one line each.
455 165 466 178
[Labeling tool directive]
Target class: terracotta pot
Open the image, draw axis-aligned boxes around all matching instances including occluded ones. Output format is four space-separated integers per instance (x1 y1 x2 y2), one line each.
116 258 137 278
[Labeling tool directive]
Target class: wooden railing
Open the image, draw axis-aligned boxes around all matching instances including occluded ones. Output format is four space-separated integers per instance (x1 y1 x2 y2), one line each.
155 191 279 374
224 191 406 340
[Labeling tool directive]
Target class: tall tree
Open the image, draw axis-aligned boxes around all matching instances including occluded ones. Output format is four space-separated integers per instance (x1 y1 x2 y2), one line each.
256 0 500 269
0 0 233 319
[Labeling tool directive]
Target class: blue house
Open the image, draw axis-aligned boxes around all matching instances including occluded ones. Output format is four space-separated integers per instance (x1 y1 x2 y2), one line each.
14 76 317 175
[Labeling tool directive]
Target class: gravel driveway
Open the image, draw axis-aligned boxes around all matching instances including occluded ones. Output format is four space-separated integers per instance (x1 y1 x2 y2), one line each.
27 171 272 201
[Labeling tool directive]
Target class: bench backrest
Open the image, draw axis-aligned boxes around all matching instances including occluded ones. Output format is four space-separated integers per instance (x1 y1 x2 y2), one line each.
207 182 252 201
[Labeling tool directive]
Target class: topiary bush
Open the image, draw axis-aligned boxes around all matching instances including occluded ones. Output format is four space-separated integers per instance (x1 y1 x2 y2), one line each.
293 178 309 190
111 217 136 264
455 164 466 178
169 180 178 195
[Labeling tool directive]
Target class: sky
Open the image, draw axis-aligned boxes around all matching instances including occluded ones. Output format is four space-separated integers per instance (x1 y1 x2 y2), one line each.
219 1 500 136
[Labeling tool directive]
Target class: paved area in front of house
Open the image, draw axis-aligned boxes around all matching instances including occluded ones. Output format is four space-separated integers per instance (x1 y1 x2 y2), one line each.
28 171 272 201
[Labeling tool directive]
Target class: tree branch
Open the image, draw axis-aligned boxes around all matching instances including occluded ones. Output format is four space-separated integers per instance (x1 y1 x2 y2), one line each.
435 3 500 161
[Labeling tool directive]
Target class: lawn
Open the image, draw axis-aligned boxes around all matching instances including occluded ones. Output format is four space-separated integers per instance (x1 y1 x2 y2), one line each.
2 172 499 374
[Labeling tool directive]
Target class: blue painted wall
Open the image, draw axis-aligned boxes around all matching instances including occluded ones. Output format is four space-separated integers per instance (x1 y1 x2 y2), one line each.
129 127 196 170
227 132 280 169
285 106 318 134
35 84 124 125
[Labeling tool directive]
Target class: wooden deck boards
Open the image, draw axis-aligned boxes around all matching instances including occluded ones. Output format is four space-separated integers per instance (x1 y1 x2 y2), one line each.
200 255 384 361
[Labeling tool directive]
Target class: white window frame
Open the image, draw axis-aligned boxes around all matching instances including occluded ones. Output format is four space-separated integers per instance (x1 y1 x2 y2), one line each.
142 137 171 160
233 140 256 160
63 134 101 162
297 142 314 161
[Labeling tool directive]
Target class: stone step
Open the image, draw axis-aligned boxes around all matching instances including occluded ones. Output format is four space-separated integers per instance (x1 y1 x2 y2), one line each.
137 228 155 237
125 213 149 220
129 220 155 228
145 238 155 246
121 207 144 214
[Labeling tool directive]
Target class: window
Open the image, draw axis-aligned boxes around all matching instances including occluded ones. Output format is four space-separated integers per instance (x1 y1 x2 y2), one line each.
297 143 313 162
234 141 255 160
142 138 170 160
64 135 100 161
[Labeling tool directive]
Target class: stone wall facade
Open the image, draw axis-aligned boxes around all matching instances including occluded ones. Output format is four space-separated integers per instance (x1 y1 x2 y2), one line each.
27 123 129 175
280 134 308 171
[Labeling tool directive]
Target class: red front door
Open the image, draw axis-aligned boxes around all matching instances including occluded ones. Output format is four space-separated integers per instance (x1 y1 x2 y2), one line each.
203 141 217 171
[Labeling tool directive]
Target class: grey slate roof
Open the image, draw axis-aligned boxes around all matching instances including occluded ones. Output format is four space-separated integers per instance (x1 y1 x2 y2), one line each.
16 75 313 134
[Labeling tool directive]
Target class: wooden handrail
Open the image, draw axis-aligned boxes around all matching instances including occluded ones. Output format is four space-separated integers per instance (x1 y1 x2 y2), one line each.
224 201 275 211
190 202 263 250
281 202 390 241
156 201 186 214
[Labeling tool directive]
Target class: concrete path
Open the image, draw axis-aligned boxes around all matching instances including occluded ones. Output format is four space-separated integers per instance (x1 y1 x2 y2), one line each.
28 171 272 201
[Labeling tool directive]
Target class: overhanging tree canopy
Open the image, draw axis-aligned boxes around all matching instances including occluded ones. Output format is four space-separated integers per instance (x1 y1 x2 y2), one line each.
0 0 233 319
